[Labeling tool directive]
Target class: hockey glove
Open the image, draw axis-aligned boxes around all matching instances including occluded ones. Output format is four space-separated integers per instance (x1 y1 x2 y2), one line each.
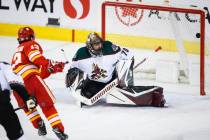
48 60 65 73
26 96 37 111
65 67 84 88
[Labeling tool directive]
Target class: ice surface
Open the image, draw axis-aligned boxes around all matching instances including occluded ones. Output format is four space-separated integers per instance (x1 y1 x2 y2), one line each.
0 36 210 140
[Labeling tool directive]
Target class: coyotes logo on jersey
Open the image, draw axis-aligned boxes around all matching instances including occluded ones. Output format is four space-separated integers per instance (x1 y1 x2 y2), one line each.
91 63 107 80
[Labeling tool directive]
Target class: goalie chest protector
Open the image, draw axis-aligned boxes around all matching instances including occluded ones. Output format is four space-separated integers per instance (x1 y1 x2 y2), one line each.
71 41 121 83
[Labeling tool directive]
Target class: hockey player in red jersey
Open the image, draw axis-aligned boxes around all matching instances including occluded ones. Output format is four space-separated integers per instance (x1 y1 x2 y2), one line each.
11 27 68 140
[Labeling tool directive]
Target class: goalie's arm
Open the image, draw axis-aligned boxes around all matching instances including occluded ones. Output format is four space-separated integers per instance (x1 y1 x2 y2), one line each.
9 82 29 101
65 50 84 88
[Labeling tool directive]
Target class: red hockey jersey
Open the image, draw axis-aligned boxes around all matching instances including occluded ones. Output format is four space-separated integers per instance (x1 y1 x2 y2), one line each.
11 40 50 80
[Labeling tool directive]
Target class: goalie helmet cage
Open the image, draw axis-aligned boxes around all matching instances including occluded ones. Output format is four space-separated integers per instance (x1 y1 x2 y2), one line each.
101 1 207 96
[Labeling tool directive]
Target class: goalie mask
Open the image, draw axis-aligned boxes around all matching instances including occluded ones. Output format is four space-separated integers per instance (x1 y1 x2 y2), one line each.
86 32 103 55
17 27 35 44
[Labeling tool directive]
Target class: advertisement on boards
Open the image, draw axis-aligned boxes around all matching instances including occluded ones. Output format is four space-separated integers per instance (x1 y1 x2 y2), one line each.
0 0 209 35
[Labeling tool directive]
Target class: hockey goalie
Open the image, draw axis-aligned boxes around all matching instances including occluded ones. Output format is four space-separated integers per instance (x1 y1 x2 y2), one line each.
65 32 166 107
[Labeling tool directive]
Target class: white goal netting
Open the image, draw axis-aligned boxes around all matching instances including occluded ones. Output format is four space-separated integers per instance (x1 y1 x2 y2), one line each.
102 1 210 95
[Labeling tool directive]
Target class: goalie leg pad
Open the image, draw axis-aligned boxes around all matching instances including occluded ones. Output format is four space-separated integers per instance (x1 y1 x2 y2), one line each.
116 59 134 87
111 86 166 107
151 87 165 107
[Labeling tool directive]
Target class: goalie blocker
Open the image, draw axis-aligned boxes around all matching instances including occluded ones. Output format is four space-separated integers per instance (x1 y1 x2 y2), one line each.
65 60 166 107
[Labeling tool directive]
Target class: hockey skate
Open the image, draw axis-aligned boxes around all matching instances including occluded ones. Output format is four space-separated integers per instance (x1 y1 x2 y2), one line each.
37 120 47 136
53 127 68 140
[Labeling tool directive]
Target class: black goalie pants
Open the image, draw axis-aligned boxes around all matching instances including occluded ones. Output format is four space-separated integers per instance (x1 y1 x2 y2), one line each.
0 101 24 140
80 71 119 99
81 79 107 99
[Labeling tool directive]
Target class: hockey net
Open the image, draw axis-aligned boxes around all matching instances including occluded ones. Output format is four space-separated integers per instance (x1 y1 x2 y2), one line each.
101 1 210 96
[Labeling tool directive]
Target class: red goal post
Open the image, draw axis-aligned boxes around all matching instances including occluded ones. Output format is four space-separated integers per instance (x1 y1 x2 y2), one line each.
101 1 206 96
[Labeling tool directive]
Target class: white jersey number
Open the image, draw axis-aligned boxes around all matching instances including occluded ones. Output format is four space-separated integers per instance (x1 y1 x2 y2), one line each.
12 52 22 69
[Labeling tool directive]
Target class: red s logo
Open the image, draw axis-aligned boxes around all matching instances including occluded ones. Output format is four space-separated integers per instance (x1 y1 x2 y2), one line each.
63 0 90 19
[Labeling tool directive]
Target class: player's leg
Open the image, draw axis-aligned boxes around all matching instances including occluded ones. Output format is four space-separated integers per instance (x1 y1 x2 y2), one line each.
23 77 49 136
116 59 134 87
13 90 44 135
1 103 24 140
34 75 68 139
107 85 166 107
125 86 165 107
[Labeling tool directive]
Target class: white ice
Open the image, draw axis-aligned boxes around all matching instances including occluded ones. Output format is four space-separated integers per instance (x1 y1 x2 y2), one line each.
0 36 210 140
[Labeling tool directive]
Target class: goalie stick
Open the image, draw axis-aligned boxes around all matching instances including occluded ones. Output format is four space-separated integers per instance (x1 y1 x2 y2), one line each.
70 78 118 106
61 49 69 64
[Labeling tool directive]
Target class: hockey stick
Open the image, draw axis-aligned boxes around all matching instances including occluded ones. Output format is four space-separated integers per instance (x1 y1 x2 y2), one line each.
70 78 118 106
14 106 26 112
61 49 69 64
133 46 162 70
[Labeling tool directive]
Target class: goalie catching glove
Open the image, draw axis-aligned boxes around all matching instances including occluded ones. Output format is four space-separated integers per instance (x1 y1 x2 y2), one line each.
26 96 37 111
65 67 85 88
